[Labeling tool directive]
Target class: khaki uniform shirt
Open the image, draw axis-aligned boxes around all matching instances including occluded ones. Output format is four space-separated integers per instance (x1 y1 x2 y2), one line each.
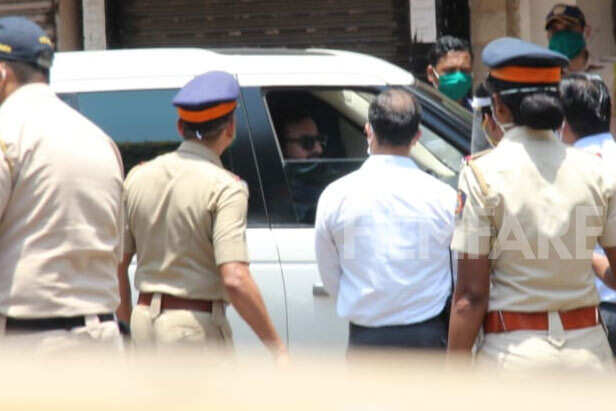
0 84 124 318
452 127 616 312
123 140 249 301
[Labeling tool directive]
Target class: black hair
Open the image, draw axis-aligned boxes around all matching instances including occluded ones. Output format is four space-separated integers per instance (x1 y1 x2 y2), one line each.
180 109 234 141
428 35 472 67
559 73 611 138
368 88 421 146
486 76 563 130
271 106 313 141
5 60 49 83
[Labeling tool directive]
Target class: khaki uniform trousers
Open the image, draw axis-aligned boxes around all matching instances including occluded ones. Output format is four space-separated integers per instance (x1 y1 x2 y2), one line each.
0 315 123 356
476 312 614 372
131 293 233 357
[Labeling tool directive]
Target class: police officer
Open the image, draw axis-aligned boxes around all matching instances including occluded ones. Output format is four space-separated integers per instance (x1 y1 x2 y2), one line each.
0 17 124 352
448 38 616 371
120 71 288 362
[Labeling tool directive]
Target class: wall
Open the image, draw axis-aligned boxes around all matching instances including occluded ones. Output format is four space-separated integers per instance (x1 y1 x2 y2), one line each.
56 0 82 51
82 0 106 50
469 0 512 83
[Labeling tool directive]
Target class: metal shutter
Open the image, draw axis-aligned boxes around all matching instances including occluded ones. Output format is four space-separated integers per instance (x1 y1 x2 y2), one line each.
109 0 410 68
0 0 56 43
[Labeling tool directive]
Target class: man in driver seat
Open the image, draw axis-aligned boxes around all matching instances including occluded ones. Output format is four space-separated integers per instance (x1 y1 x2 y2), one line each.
276 108 327 160
274 108 328 223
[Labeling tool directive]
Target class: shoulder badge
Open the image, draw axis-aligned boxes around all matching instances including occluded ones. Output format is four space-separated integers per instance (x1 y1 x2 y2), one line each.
455 190 467 219
226 170 248 191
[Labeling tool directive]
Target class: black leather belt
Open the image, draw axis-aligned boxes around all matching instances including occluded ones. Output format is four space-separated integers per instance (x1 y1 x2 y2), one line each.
5 313 115 332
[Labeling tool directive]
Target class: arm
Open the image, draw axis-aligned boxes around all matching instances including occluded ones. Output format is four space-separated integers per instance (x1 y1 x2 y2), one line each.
0 139 11 219
314 190 341 296
213 183 287 362
116 252 134 325
117 179 136 327
447 253 491 354
219 262 287 361
596 248 616 290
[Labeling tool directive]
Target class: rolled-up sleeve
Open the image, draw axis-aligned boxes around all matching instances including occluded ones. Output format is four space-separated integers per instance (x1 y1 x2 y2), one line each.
314 188 342 297
212 181 250 265
450 165 493 256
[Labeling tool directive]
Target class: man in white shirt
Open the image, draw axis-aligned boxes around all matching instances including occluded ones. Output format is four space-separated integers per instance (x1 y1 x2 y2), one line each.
560 73 616 355
314 88 456 355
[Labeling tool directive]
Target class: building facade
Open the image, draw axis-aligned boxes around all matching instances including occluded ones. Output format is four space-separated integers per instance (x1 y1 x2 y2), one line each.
1 1 615 88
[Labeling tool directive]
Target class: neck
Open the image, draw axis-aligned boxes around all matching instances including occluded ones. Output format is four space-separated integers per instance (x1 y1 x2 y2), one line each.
372 143 411 157
197 136 227 157
0 80 24 103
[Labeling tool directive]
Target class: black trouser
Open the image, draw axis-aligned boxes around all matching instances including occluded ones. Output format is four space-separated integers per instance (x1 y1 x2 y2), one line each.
600 302 616 356
347 309 448 354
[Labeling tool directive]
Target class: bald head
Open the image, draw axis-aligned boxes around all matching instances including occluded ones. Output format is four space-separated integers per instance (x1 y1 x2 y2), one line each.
368 88 422 147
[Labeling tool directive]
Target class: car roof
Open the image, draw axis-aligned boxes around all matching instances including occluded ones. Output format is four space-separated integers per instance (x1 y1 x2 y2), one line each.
50 47 415 92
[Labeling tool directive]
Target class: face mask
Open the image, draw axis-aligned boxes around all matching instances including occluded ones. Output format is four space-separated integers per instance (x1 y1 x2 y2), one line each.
549 30 586 59
365 125 374 155
490 103 515 134
554 122 565 141
435 70 473 101
481 120 497 148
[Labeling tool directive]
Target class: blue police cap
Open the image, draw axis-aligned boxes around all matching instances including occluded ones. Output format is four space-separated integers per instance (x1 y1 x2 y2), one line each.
482 37 569 70
173 71 239 123
0 16 54 69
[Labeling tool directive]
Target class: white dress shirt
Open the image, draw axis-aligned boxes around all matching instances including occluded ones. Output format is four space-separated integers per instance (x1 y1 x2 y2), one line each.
574 132 616 303
315 154 456 327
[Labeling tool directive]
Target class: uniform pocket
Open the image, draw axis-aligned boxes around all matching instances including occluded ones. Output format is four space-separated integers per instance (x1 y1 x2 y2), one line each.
154 310 208 345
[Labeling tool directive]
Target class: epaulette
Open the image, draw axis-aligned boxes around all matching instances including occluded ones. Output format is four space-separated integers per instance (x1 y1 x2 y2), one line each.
225 170 248 191
463 148 493 165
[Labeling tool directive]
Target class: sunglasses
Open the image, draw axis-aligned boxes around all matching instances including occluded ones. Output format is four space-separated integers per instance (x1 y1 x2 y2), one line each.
286 134 328 151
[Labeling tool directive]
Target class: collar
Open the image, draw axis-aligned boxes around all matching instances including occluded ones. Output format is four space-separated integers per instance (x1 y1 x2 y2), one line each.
361 154 418 170
177 140 223 167
574 132 614 149
502 126 557 143
0 83 54 111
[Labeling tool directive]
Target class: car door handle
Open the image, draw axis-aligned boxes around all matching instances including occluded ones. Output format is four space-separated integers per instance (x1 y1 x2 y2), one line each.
312 282 329 297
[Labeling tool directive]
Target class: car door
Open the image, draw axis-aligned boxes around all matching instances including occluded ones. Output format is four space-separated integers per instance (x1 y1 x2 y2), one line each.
57 87 288 355
242 83 470 355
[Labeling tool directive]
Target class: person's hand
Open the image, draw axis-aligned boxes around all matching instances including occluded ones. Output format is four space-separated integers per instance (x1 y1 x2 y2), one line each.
276 349 290 368
272 343 290 368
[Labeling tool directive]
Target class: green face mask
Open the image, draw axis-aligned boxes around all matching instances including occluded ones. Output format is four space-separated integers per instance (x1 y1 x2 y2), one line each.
437 71 473 102
549 30 585 59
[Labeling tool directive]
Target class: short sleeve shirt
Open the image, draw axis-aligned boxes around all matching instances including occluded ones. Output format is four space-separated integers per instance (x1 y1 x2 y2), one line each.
0 84 124 317
451 127 616 312
123 140 250 301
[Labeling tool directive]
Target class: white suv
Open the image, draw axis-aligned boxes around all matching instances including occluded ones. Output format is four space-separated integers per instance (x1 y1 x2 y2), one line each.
50 48 471 356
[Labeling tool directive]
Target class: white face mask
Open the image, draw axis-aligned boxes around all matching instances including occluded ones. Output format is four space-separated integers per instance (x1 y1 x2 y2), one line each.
490 103 515 134
365 124 374 155
554 122 565 141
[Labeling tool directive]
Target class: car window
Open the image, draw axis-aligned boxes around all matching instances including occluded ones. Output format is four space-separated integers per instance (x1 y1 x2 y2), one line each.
263 87 466 226
58 90 267 227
